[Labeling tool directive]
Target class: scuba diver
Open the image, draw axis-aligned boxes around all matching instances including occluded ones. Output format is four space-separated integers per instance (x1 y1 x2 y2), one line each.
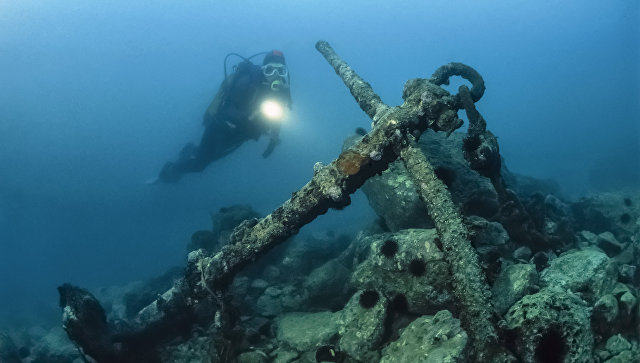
152 50 292 184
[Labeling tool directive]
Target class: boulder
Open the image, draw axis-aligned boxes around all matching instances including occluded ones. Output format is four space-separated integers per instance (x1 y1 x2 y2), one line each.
418 131 500 218
513 246 532 261
540 248 617 304
358 130 501 232
336 290 388 361
350 229 453 315
303 259 352 310
597 231 627 256
255 285 305 317
577 230 598 248
491 264 538 314
571 191 640 243
380 310 467 363
271 349 298 363
361 161 433 231
600 334 640 363
466 215 510 247
276 311 340 352
504 288 593 363
592 294 619 332
236 351 269 363
0 332 20 363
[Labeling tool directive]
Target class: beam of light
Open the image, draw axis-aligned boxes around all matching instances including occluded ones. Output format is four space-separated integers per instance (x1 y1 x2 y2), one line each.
260 99 284 122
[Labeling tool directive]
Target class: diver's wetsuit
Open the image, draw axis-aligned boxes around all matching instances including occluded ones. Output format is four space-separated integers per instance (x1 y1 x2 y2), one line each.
158 62 288 183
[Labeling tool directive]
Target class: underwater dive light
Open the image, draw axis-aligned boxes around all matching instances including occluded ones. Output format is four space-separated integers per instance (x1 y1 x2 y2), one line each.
260 99 284 121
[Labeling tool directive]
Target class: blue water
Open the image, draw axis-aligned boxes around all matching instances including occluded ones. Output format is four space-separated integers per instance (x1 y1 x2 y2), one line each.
0 0 638 328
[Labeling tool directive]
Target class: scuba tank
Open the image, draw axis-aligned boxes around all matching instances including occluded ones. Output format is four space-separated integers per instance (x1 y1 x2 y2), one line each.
203 52 269 127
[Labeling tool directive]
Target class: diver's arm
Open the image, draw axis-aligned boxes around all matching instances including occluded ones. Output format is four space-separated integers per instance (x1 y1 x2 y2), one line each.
262 124 281 158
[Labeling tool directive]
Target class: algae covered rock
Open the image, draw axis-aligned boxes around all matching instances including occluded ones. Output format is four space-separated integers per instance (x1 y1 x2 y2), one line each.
380 310 467 363
0 332 20 363
466 215 512 277
596 231 627 256
466 215 510 248
361 161 433 231
255 285 305 317
572 191 640 243
418 130 500 218
504 288 593 363
188 204 261 253
359 130 500 232
303 258 352 310
276 311 340 352
160 325 221 363
350 229 453 315
600 334 640 363
2 326 84 363
336 290 388 361
540 248 617 304
30 326 83 362
236 351 269 363
592 294 619 327
271 349 299 363
501 166 564 198
619 290 637 317
577 230 599 247
603 350 640 363
491 263 538 314
275 233 352 280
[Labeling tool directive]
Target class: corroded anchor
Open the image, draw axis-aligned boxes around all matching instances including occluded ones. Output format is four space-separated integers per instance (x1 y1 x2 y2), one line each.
60 40 513 362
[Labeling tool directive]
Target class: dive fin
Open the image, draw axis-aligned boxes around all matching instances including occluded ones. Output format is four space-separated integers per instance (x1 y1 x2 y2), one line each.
145 176 160 185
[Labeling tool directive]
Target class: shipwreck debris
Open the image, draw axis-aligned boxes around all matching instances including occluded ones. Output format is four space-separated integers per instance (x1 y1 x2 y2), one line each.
59 40 514 362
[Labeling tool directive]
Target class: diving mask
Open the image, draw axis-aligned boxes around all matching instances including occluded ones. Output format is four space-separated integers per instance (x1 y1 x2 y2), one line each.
262 63 288 78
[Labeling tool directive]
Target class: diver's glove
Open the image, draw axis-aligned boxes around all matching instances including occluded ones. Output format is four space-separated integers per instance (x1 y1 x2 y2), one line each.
262 137 281 158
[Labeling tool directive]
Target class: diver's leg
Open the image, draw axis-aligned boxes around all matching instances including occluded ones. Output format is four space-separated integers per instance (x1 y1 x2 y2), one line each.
158 123 244 183
195 122 246 165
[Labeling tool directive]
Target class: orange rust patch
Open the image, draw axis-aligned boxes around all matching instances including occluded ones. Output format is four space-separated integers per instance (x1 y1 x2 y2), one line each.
337 150 368 175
